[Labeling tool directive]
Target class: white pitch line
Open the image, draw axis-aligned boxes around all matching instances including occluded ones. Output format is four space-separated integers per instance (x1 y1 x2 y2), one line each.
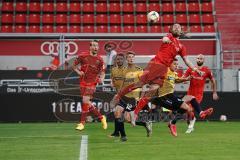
79 135 88 160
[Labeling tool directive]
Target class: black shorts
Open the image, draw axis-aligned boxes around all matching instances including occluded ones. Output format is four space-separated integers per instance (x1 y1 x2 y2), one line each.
151 93 184 111
117 96 136 112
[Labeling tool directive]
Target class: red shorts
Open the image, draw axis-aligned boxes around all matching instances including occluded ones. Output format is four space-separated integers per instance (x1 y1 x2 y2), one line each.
140 61 168 86
80 81 97 97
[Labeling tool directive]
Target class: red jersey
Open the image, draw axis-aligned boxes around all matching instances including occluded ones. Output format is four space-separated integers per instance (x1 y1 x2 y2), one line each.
153 33 187 67
184 66 214 102
74 52 104 83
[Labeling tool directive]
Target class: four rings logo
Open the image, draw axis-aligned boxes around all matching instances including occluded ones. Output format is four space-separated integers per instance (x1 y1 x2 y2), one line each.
40 41 78 56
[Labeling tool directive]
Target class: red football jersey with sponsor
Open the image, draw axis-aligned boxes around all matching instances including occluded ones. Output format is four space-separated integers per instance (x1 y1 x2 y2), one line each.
153 33 187 67
184 66 214 102
74 52 104 83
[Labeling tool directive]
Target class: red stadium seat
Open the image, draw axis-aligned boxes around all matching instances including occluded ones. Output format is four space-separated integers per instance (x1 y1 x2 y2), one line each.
82 14 94 24
203 25 215 32
181 25 188 32
1 13 13 24
42 14 54 24
15 25 26 33
122 3 134 13
202 14 214 24
162 3 173 13
69 14 81 24
190 25 202 32
189 14 201 24
96 14 108 24
28 14 40 24
28 25 40 33
110 25 121 33
1 1 14 12
70 2 81 12
162 14 174 24
42 2 54 12
136 14 147 24
175 2 187 12
69 25 81 33
82 2 94 13
56 2 68 12
96 3 107 13
15 14 27 24
42 25 54 33
82 25 94 33
109 14 121 24
56 14 67 24
150 25 161 33
1 25 13 33
123 14 135 24
56 25 68 33
123 25 135 33
96 25 108 33
188 2 200 13
163 25 171 33
136 25 148 33
176 14 188 24
148 3 160 12
16 1 27 12
136 3 147 12
29 1 41 12
201 2 213 13
109 3 121 13
16 66 27 70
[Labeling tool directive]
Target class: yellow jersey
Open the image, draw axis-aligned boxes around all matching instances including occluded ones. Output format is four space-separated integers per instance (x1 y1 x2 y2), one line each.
111 66 126 92
122 65 143 99
158 68 179 97
111 65 143 99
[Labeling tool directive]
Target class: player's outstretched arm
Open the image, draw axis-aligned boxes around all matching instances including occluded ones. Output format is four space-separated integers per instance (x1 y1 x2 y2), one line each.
72 58 84 76
210 77 219 100
182 56 203 76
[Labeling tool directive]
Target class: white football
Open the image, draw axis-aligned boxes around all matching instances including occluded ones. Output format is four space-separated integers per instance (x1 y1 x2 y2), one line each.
147 11 160 23
220 115 227 121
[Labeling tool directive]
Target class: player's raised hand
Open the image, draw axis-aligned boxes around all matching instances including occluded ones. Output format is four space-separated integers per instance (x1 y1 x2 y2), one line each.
213 92 219 100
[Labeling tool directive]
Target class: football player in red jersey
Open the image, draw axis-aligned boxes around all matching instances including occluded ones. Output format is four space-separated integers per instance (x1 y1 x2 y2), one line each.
112 23 203 126
184 54 219 133
72 40 107 131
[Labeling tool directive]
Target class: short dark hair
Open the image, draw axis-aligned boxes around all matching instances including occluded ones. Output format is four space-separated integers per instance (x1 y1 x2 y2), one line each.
90 40 99 46
116 53 125 58
104 43 111 49
173 58 178 61
126 51 135 56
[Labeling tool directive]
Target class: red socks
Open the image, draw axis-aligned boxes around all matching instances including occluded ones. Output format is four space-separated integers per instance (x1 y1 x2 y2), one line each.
80 103 89 124
89 104 103 120
118 83 138 98
134 97 150 115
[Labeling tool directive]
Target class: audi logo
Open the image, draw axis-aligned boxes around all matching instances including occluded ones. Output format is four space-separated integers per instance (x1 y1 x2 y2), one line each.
41 41 78 56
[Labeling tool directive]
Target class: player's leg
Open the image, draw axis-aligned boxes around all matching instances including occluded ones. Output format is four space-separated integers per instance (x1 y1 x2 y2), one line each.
109 105 124 138
130 84 159 126
183 95 213 118
83 86 107 130
112 106 126 141
183 95 213 133
76 95 90 131
111 81 143 107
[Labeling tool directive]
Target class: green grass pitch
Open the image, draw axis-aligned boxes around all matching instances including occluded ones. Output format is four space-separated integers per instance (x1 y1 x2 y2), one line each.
0 122 239 160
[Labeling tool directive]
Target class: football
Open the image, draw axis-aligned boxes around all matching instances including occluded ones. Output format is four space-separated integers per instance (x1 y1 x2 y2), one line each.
147 11 160 23
220 115 227 121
